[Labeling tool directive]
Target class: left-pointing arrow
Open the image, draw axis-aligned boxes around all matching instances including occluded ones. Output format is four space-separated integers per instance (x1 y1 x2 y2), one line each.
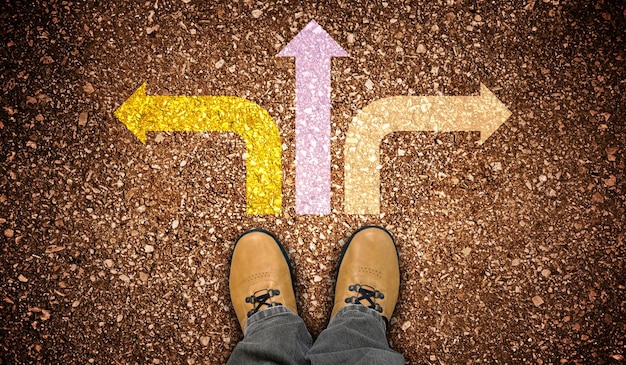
114 83 283 215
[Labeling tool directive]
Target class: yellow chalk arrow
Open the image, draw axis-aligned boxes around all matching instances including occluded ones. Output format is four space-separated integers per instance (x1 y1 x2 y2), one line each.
344 83 511 215
114 83 282 215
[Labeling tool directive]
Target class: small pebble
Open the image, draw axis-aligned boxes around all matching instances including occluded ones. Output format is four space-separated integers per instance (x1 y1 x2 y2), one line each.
78 112 88 126
200 336 210 346
490 162 503 171
146 25 159 34
83 83 95 94
41 309 50 321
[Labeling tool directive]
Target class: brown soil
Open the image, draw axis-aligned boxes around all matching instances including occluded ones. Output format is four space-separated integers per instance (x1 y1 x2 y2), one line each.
1 0 624 364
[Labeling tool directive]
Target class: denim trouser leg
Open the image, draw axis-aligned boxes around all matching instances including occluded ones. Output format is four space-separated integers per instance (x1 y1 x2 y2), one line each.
306 305 405 365
227 306 313 365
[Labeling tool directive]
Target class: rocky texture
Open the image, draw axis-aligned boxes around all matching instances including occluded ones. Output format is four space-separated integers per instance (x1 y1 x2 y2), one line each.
1 1 624 364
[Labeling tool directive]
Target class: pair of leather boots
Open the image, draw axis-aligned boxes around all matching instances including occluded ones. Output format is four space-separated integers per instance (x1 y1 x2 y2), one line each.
230 226 400 330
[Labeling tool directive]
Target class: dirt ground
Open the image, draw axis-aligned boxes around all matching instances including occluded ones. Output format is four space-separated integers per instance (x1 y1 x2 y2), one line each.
1 0 624 364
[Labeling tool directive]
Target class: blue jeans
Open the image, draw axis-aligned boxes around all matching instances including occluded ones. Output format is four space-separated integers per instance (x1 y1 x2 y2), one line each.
227 304 404 364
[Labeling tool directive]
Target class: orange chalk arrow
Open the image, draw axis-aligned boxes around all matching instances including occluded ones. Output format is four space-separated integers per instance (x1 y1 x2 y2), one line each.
344 83 511 215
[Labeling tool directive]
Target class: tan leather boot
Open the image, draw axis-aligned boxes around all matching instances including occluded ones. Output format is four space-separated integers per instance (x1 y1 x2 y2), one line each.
331 226 400 325
229 229 297 331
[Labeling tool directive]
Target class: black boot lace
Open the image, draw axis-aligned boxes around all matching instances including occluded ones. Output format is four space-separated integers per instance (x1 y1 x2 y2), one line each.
344 284 384 313
246 289 282 318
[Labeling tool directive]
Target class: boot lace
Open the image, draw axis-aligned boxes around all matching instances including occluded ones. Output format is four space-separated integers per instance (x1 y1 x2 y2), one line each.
344 284 384 313
246 289 282 318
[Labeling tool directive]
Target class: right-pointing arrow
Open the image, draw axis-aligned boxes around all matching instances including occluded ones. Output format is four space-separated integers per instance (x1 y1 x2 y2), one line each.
344 83 512 215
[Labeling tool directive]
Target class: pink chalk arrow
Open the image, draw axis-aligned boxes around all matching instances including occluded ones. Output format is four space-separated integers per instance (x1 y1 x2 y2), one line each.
278 19 348 215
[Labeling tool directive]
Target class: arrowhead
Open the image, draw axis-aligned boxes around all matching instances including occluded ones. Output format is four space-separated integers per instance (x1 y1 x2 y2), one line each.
114 83 149 143
478 83 512 143
277 19 348 59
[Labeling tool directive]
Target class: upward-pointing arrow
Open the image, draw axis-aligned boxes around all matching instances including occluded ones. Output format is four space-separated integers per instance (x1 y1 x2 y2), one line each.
278 19 348 215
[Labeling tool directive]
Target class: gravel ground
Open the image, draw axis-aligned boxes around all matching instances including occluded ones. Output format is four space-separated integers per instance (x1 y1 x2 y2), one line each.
1 0 624 364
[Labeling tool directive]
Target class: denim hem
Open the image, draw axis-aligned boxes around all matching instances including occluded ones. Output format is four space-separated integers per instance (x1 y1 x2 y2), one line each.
331 304 387 331
244 305 297 336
